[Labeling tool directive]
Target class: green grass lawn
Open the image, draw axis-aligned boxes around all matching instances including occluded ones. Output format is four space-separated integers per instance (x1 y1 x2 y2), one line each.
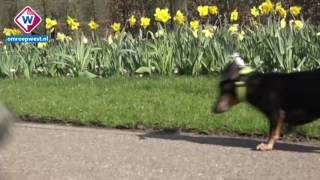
0 77 319 139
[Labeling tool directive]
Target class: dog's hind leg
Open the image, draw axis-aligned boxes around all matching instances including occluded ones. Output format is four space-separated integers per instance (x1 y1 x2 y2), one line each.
256 110 285 151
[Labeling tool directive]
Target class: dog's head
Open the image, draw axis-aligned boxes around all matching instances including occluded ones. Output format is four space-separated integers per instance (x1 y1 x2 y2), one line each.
214 53 252 113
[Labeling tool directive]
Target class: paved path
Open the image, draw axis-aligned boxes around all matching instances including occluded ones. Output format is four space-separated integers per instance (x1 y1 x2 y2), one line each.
0 122 319 180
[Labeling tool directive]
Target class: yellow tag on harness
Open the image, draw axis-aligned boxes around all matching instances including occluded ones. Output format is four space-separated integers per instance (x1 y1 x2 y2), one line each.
239 67 254 75
235 81 246 101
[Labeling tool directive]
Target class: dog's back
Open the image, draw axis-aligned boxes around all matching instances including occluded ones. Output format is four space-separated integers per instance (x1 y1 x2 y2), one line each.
247 69 320 125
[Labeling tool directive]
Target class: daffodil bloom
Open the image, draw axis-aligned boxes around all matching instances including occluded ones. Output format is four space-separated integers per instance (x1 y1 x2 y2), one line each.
56 32 66 42
277 7 287 17
129 15 137 27
190 20 199 31
228 24 239 33
238 30 245 41
37 42 48 48
3 28 22 36
155 29 165 38
108 35 113 45
290 6 302 16
191 30 198 38
154 8 171 23
259 0 274 14
197 5 209 17
88 20 99 30
209 5 218 15
230 9 239 22
82 35 88 44
66 36 72 42
251 6 260 17
140 17 151 29
111 22 121 33
293 20 303 30
66 16 80 30
3 28 13 36
11 28 22 35
202 29 214 38
45 18 57 30
280 18 286 29
174 10 185 25
275 2 287 17
66 16 74 25
275 2 282 11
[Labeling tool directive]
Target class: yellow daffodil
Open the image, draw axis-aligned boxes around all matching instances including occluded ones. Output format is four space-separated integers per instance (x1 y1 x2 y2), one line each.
154 8 171 23
71 22 79 30
88 20 99 30
275 2 287 17
3 28 22 36
108 35 113 45
251 6 260 17
202 28 214 38
12 28 22 35
37 42 48 48
238 30 245 41
3 28 12 36
141 17 151 29
275 2 282 11
174 10 185 25
192 30 198 38
293 20 303 30
45 18 57 30
56 32 65 42
197 5 209 17
111 22 121 33
66 16 80 30
82 35 88 44
155 29 165 38
56 32 70 42
129 15 137 27
66 16 74 25
190 20 199 31
280 18 286 29
277 8 287 18
66 36 72 42
290 6 302 16
259 0 274 14
228 24 239 33
230 9 239 22
209 5 218 15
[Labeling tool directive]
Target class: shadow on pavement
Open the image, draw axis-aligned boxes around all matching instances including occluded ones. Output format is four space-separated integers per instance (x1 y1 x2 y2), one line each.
140 131 320 153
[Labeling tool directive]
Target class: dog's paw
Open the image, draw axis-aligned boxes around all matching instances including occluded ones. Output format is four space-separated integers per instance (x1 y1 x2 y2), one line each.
256 143 273 151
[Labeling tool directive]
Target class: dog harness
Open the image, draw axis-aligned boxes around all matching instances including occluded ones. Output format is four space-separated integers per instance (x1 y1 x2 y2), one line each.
235 67 254 101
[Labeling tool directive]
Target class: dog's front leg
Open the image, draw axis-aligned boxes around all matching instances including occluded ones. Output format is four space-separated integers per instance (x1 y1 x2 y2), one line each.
257 110 285 151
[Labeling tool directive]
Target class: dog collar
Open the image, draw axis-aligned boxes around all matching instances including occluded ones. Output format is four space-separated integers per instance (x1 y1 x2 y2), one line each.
235 81 246 101
235 67 254 101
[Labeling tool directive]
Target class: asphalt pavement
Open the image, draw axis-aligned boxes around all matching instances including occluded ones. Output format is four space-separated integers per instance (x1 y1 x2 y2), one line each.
0 122 319 180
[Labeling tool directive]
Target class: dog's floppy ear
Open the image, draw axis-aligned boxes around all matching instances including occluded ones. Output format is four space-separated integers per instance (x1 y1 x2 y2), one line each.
221 53 247 81
222 62 240 81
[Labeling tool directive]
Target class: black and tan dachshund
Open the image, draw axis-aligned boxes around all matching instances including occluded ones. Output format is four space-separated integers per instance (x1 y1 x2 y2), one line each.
214 54 320 151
